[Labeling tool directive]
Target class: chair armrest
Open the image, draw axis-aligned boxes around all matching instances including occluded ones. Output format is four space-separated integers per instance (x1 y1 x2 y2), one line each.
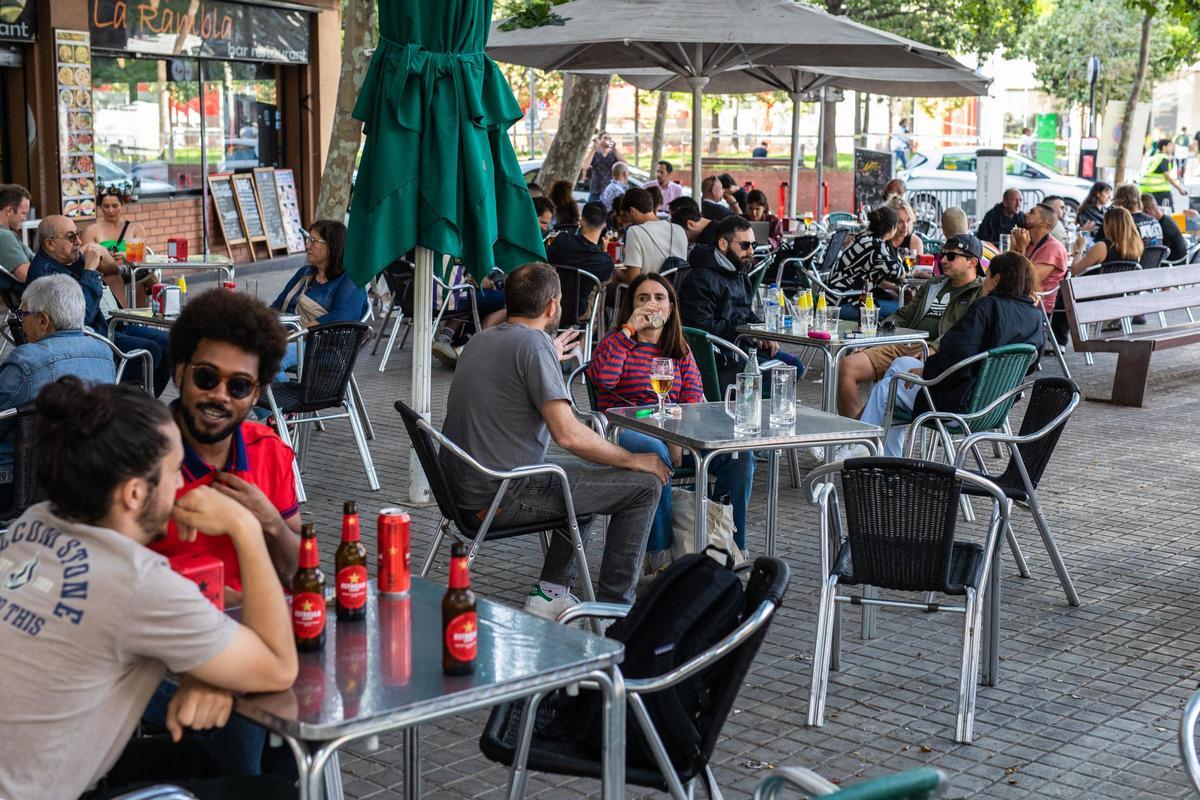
753 767 840 798
952 388 1080 468
556 602 631 625
624 600 777 694
706 332 749 361
803 269 860 302
0 407 18 420
418 417 572 485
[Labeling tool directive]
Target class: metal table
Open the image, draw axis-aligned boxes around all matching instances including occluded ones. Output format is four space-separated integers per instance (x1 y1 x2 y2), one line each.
107 307 302 339
606 401 882 553
127 259 236 307
737 321 929 415
234 579 625 800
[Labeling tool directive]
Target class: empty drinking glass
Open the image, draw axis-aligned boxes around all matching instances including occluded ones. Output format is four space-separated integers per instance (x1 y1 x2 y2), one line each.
770 365 797 427
861 307 879 337
724 372 762 436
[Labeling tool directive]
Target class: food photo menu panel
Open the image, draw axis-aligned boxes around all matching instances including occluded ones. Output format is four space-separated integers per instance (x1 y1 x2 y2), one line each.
56 30 97 219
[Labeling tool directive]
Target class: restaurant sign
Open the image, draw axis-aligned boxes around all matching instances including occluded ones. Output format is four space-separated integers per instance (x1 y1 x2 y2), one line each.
0 0 37 43
90 0 309 64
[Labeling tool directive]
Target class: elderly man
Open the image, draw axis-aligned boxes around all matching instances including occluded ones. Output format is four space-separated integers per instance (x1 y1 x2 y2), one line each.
977 188 1026 245
0 184 32 282
599 161 631 212
0 274 116 507
27 215 171 396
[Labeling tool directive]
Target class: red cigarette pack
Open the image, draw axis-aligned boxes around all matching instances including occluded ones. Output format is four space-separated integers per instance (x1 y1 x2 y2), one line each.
169 553 224 610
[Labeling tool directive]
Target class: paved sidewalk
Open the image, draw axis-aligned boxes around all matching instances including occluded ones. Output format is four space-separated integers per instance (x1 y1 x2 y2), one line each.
246 269 1200 798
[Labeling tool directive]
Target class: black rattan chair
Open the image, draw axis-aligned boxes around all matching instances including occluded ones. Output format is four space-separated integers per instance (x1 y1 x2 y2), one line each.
479 557 791 800
1140 244 1170 270
371 258 415 367
551 264 604 356
0 406 42 525
260 322 377 503
923 378 1082 608
394 400 597 600
802 458 1009 744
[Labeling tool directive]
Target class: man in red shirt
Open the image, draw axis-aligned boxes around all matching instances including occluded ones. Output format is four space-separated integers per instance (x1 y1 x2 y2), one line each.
154 289 299 606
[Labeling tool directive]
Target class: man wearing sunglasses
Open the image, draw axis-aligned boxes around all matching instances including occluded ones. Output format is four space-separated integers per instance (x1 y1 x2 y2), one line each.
834 233 984 418
28 215 172 396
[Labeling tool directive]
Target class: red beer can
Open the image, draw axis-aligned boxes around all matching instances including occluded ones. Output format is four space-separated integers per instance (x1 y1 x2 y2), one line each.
222 281 238 291
377 508 411 596
379 594 412 686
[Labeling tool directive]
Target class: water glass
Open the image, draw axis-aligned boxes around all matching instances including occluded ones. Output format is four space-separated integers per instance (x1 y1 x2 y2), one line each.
999 233 1011 252
724 372 762 436
770 365 797 427
861 307 878 337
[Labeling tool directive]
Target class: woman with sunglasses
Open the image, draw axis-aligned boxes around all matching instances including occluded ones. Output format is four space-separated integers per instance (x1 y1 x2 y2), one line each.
588 273 755 559
842 251 1044 458
828 205 907 320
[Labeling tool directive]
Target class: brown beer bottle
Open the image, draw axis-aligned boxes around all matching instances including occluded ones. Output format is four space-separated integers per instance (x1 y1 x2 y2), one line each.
442 542 477 675
292 523 327 652
335 501 368 622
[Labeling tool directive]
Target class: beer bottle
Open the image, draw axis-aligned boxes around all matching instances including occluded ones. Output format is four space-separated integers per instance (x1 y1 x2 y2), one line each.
335 501 368 622
442 542 477 675
292 523 327 652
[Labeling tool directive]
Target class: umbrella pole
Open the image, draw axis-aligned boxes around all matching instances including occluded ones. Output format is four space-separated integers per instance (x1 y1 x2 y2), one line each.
687 76 709 199
408 245 434 504
814 87 826 220
788 92 801 218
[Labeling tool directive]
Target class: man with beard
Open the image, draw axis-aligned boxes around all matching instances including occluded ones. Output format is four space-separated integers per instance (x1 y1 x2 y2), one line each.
153 289 298 604
0 377 297 800
440 262 669 618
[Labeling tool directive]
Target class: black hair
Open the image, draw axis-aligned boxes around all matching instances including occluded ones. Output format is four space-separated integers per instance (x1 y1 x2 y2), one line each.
36 377 173 525
308 219 346 280
712 214 752 242
1042 195 1063 204
532 196 555 218
657 160 673 174
670 205 702 228
580 201 607 229
718 173 736 189
169 289 288 385
505 262 560 318
548 180 579 226
866 205 898 238
621 187 654 215
0 183 30 212
746 189 769 208
668 196 699 216
1081 181 1112 212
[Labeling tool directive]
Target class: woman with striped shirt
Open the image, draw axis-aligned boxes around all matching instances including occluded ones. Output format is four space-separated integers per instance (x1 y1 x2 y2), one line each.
589 273 755 554
828 204 906 320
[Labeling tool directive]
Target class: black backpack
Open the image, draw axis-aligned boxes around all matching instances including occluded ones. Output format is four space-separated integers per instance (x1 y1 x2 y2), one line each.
542 548 745 772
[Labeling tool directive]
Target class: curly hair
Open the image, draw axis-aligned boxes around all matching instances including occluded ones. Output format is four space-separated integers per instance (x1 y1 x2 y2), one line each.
169 289 288 384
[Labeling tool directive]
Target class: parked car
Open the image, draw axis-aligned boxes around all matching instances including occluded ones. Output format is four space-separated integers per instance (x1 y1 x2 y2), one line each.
519 159 689 204
899 148 1093 223
96 153 176 196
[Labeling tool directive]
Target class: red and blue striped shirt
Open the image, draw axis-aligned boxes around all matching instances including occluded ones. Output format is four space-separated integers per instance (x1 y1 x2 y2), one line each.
588 330 705 411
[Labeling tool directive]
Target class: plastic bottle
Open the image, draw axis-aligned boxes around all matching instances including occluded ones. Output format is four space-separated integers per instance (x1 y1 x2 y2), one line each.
815 291 828 332
765 283 782 332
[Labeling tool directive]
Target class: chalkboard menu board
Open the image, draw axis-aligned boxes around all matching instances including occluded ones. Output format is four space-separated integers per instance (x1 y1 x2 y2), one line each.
274 169 307 254
253 168 288 253
231 173 266 240
853 149 894 215
208 175 246 260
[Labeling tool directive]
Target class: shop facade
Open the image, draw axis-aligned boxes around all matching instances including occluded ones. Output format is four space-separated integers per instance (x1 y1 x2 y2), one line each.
2 0 339 262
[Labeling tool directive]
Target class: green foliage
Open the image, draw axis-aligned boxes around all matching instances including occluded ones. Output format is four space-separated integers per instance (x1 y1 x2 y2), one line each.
496 0 570 31
1017 0 1200 108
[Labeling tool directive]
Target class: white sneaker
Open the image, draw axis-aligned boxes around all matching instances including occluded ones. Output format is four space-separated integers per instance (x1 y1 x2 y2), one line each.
524 584 581 621
832 443 870 463
432 340 459 366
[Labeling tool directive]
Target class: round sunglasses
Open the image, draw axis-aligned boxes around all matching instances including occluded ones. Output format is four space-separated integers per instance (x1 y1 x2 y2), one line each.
187 363 258 400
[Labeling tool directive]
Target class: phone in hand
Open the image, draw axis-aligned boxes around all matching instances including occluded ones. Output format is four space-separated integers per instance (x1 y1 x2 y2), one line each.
7 313 27 346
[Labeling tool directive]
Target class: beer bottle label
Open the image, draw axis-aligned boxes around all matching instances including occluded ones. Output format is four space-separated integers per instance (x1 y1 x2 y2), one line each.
449 555 470 589
337 565 368 609
444 611 478 662
293 592 326 638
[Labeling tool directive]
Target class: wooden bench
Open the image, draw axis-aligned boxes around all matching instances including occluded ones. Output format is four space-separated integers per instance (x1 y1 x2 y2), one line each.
1063 265 1200 407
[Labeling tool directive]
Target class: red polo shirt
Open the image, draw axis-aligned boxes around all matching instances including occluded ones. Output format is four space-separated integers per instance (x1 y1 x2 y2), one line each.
152 419 300 590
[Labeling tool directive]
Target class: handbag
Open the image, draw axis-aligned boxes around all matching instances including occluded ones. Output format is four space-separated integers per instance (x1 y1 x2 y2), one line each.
669 487 745 564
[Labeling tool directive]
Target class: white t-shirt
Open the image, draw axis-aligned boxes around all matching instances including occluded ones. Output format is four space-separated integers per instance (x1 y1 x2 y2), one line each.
0 503 239 800
624 220 687 274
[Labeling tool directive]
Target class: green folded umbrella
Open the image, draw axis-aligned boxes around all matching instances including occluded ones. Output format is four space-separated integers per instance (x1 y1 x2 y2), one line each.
345 0 546 286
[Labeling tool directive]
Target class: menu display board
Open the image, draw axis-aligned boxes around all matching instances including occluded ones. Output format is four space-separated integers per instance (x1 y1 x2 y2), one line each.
274 169 306 254
231 173 266 238
853 148 894 216
208 175 246 260
252 168 288 254
55 30 96 220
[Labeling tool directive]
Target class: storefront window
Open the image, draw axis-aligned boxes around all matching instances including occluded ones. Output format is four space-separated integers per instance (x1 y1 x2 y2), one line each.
92 55 280 197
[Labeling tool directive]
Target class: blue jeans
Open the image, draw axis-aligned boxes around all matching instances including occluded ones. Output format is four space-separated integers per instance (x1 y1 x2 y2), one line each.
839 299 899 321
618 429 756 550
894 149 908 170
859 355 923 456
143 681 296 778
115 324 171 396
275 342 299 382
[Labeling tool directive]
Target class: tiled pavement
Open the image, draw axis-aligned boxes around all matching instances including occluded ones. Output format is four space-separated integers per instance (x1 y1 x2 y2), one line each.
233 269 1200 798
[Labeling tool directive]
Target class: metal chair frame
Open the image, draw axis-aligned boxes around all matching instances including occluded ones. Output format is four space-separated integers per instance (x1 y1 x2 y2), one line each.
1034 289 1071 380
1180 687 1200 794
376 269 483 373
110 786 199 800
551 265 604 359
499 558 790 800
82 328 154 396
401 410 598 608
802 460 1010 744
754 765 949 799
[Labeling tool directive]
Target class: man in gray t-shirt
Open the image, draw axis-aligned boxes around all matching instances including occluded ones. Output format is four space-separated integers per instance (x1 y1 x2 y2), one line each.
0 183 34 282
440 263 669 615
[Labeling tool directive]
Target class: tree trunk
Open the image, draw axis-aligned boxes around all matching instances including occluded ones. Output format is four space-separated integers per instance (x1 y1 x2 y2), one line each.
708 109 720 156
650 91 668 168
822 98 838 168
862 92 871 149
539 74 608 190
1114 11 1153 184
315 0 375 221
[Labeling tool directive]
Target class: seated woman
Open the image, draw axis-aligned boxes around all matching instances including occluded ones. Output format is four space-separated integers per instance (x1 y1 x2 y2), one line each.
885 195 924 259
271 219 367 373
843 252 1044 458
1070 206 1144 276
828 205 906 320
745 189 783 249
588 273 755 554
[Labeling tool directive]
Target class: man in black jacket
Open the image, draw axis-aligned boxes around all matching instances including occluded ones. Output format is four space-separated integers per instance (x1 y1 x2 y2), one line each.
544 201 615 316
1141 194 1188 262
976 189 1025 245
